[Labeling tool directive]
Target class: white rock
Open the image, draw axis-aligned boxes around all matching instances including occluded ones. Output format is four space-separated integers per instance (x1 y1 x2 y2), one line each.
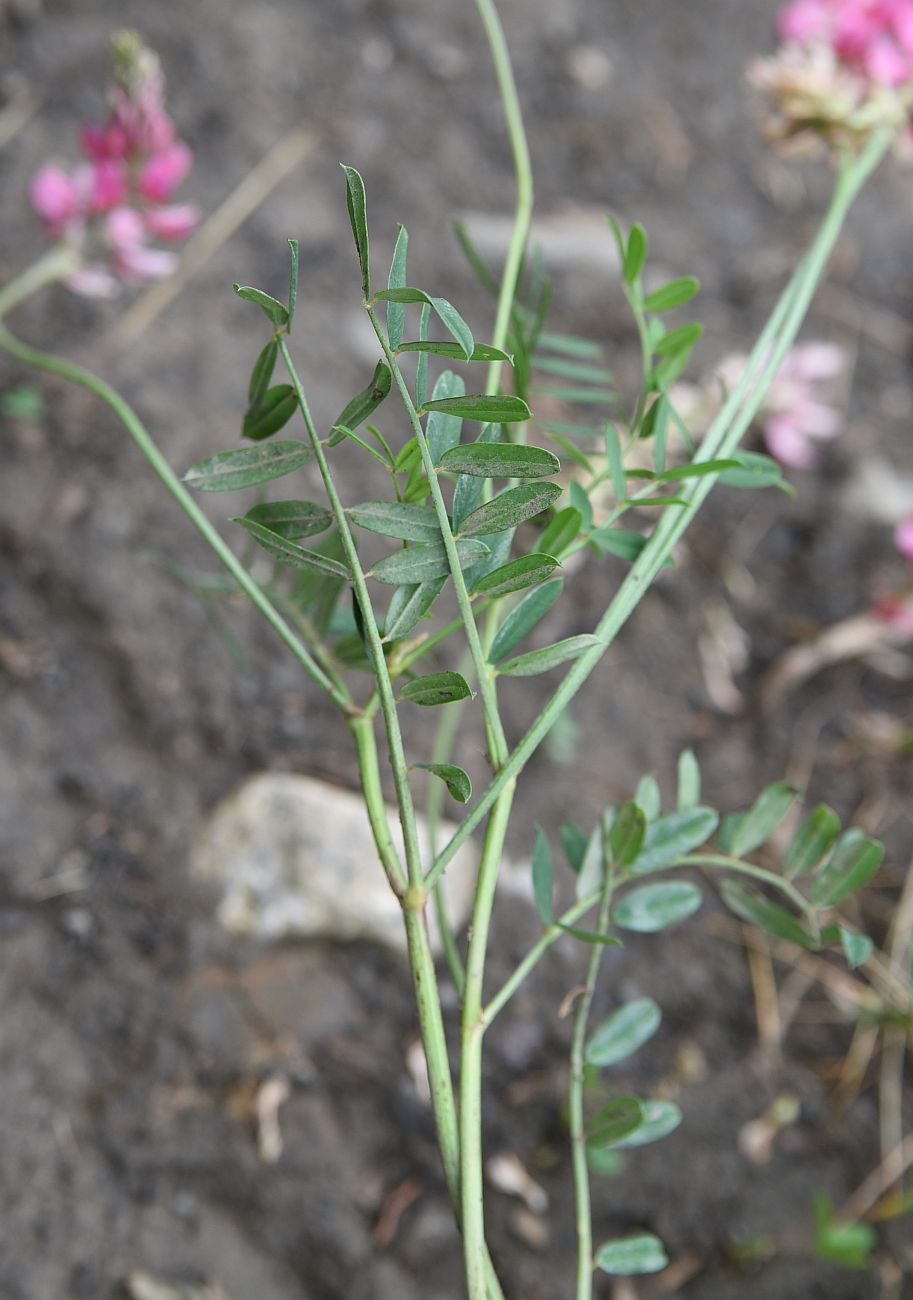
192 773 479 955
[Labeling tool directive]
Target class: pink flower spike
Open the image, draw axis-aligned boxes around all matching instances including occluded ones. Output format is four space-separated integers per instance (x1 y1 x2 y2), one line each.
87 159 127 213
894 515 913 563
143 202 200 241
138 140 192 202
28 165 80 232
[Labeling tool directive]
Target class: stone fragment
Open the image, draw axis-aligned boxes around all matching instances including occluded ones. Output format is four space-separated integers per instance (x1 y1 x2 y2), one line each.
192 774 479 955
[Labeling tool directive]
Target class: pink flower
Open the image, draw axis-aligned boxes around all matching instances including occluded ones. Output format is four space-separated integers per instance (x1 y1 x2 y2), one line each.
143 202 200 241
28 31 196 297
28 165 80 234
759 0 913 150
80 121 130 162
137 141 192 202
105 205 177 282
760 342 847 468
86 159 127 213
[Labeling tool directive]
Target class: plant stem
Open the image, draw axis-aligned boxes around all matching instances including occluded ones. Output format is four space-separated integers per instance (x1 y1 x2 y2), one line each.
283 339 508 1299
366 306 510 770
425 127 891 893
482 890 602 1024
280 337 423 892
424 666 471 994
679 853 821 939
460 778 516 1300
0 245 80 319
472 0 533 395
350 715 406 893
0 325 351 710
569 870 616 1300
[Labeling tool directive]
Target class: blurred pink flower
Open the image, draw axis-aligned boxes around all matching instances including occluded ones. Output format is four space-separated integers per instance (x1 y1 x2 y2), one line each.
28 30 197 295
760 341 847 469
894 515 913 562
144 202 201 241
671 341 848 471
754 0 913 151
778 0 913 85
138 141 192 203
28 165 81 234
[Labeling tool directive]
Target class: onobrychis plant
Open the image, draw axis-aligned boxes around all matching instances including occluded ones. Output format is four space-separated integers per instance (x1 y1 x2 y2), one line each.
0 3 908 1296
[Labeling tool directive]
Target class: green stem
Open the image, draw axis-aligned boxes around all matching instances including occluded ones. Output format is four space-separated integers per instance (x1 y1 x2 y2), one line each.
425 664 471 994
482 890 601 1024
0 245 80 319
569 870 616 1300
350 637 506 1300
366 306 510 769
0 325 351 710
679 853 821 939
279 337 425 891
350 716 406 893
460 779 516 1300
472 0 534 396
425 128 891 893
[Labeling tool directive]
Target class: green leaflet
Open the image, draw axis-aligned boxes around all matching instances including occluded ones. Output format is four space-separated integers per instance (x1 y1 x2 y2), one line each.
383 578 446 641
341 163 370 298
385 224 409 351
587 998 661 1068
612 880 702 932
347 501 441 543
241 499 333 540
400 671 474 706
457 482 561 538
595 1235 668 1276
242 384 298 442
329 361 392 445
234 518 350 578
415 763 472 803
368 539 489 585
375 286 474 360
424 394 531 425
496 634 601 678
233 283 289 328
438 442 558 479
184 440 313 492
487 578 563 663
473 553 560 599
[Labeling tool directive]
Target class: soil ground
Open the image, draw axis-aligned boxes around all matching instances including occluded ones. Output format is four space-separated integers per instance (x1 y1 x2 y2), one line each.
1 1 912 1298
